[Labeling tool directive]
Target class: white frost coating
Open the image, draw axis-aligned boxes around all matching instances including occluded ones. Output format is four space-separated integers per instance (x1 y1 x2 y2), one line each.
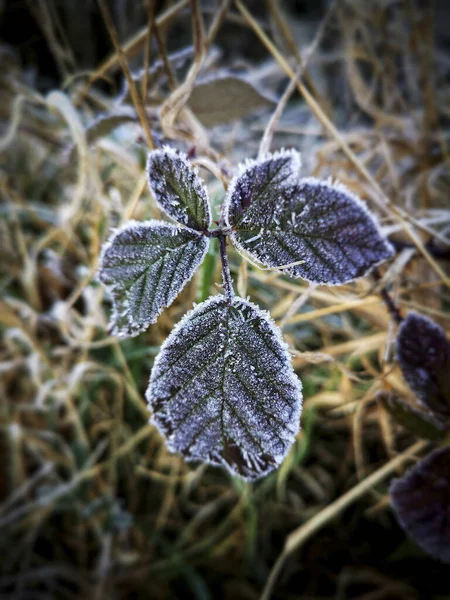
146 295 302 481
223 148 302 227
99 220 209 337
146 146 212 231
229 175 394 285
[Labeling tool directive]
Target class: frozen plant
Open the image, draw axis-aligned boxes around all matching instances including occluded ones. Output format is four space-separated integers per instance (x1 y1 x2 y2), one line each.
99 147 393 480
390 312 450 563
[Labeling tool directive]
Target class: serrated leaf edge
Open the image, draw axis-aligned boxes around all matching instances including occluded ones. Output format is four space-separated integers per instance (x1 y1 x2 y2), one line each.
229 176 394 286
146 293 303 480
146 145 212 230
223 148 302 228
99 219 209 337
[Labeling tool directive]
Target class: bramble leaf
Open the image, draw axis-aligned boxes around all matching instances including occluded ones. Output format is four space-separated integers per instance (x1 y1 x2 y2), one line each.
99 220 208 337
147 147 211 231
396 312 450 420
390 447 450 563
146 295 302 480
227 170 393 284
225 149 301 225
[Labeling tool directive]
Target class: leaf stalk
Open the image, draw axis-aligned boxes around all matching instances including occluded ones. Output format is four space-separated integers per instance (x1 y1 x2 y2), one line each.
219 234 234 304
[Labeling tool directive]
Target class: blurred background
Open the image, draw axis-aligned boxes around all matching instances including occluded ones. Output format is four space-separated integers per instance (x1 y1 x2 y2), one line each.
1 1 450 598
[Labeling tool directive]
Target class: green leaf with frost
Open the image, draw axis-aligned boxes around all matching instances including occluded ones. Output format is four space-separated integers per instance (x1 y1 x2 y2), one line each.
146 295 302 480
147 147 211 231
226 153 393 284
99 220 208 337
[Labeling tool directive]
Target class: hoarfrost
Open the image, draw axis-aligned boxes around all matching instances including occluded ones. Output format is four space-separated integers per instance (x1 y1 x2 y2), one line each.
146 295 302 480
228 175 394 285
224 149 301 226
99 220 209 337
147 147 211 231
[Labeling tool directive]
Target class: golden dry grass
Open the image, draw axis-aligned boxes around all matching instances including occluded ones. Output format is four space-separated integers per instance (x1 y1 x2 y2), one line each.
1 1 449 598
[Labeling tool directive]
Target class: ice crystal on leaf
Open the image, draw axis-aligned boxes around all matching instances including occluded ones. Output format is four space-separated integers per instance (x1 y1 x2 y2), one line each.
147 147 211 231
99 220 208 337
390 447 450 563
226 157 393 284
98 145 395 480
396 312 450 420
146 295 302 480
225 149 301 225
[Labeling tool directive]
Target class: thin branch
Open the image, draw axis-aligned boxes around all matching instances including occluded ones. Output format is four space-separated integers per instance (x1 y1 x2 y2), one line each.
219 235 234 304
372 268 403 325
142 0 156 102
259 0 336 158
258 66 301 158
77 0 188 102
97 0 155 149
190 0 205 61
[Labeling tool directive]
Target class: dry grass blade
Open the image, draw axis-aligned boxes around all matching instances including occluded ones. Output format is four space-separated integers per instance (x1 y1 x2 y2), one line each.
2 1 449 597
261 440 428 600
76 0 189 101
235 0 450 289
141 0 156 103
97 0 154 149
160 0 231 140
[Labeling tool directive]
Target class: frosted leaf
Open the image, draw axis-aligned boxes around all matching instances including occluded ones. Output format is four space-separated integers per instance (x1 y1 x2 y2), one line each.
146 295 302 480
146 147 211 231
390 447 450 563
224 149 301 225
228 176 394 285
396 312 450 420
99 220 208 337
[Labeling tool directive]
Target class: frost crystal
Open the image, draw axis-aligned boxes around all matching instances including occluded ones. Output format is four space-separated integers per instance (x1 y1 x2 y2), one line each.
147 147 211 231
228 174 393 284
224 149 301 225
146 295 302 480
396 312 450 419
390 446 450 563
99 220 208 337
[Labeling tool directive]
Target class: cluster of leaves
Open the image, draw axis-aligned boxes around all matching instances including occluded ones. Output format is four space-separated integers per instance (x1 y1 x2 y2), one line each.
99 146 393 480
390 312 450 562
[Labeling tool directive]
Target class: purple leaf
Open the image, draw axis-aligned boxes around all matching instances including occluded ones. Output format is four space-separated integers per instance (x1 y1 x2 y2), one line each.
147 147 211 231
396 312 450 420
99 220 208 337
225 149 301 225
227 170 393 285
146 295 302 480
390 446 450 563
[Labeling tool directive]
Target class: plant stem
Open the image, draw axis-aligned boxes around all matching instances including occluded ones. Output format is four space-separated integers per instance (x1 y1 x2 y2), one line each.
219 235 234 304
372 268 403 325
